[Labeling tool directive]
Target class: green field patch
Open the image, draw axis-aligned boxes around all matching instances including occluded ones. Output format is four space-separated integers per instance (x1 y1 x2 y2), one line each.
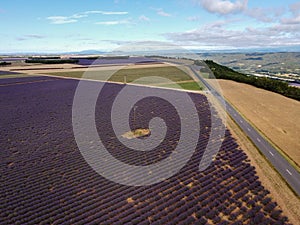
47 66 192 82
157 81 203 91
45 66 204 91
110 66 192 83
200 72 210 79
0 74 36 79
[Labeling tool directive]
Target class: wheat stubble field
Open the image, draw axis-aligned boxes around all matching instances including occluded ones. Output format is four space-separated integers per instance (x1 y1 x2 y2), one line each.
215 79 300 167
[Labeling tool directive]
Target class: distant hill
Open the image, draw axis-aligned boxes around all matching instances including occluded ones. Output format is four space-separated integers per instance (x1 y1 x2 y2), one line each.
65 50 107 55
191 45 300 54
2 45 300 56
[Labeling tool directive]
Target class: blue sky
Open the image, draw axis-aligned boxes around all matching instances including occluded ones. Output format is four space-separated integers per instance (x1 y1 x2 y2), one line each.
1 0 300 53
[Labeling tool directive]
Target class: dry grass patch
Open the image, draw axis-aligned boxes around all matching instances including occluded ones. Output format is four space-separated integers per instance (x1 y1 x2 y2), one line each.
122 128 151 139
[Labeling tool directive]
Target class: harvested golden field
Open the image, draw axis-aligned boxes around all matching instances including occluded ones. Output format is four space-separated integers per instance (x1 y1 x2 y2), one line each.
213 79 300 167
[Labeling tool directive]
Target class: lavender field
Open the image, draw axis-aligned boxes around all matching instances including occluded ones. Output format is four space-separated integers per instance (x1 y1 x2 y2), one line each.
0 70 22 76
0 76 290 224
72 56 160 66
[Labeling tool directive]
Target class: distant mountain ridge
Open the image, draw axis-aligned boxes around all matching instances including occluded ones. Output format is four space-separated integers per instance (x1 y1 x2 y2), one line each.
65 50 107 55
2 45 300 56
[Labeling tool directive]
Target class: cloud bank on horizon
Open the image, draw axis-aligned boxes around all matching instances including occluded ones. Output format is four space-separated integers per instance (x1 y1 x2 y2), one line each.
0 0 300 53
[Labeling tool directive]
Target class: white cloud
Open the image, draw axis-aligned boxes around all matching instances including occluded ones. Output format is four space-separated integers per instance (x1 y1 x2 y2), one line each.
164 20 300 48
196 0 284 23
246 8 274 23
246 6 285 23
71 14 87 19
16 34 45 41
46 10 128 24
152 8 171 17
187 16 200 21
95 20 130 25
47 16 77 24
197 0 248 15
139 15 150 22
25 34 45 39
289 2 300 16
281 3 300 25
158 10 171 17
83 10 128 15
282 15 300 24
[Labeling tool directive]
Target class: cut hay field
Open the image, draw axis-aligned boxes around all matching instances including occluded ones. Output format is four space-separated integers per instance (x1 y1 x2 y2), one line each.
213 79 300 167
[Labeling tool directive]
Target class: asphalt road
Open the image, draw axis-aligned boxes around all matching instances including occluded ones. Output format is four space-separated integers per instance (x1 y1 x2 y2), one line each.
189 65 300 196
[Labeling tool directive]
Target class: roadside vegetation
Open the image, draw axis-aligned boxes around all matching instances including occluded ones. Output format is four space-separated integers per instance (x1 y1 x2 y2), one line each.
198 60 300 101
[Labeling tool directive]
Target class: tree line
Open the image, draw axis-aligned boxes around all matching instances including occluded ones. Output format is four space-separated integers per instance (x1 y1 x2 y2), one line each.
0 62 12 66
197 60 300 101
